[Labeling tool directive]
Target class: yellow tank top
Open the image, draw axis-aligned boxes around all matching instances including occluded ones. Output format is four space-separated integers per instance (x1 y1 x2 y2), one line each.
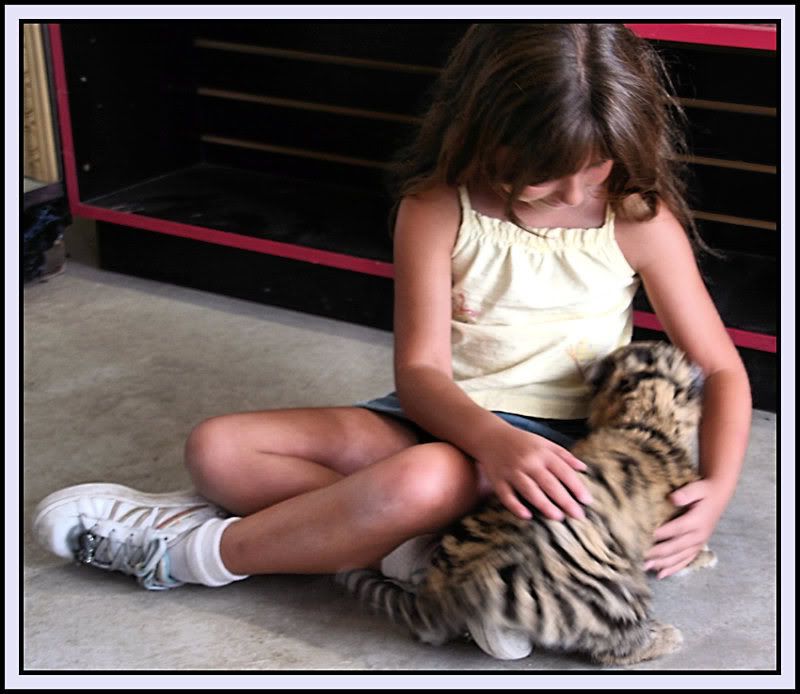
451 186 640 419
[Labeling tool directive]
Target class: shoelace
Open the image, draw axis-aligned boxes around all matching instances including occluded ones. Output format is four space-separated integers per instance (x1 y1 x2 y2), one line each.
73 517 182 591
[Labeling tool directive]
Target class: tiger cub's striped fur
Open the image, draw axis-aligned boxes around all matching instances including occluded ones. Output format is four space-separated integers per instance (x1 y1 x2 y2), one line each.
338 341 716 665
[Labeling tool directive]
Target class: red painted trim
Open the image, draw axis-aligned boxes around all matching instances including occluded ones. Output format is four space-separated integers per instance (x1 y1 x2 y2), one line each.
626 23 777 51
66 208 778 352
633 310 776 353
47 24 82 213
72 202 396 278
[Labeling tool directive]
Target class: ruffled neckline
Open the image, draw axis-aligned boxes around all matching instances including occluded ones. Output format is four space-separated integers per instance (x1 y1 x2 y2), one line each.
457 186 615 250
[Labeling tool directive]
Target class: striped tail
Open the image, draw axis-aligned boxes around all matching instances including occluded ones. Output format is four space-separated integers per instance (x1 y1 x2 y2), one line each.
335 569 456 646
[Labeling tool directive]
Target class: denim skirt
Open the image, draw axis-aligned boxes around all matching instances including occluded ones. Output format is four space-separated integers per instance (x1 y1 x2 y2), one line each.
355 392 588 449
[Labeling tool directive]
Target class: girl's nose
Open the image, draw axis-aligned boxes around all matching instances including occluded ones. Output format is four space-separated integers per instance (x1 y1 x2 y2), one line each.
555 174 584 206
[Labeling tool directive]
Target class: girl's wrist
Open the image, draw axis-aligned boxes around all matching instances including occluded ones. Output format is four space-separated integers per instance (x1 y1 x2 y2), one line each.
699 474 737 508
466 416 517 460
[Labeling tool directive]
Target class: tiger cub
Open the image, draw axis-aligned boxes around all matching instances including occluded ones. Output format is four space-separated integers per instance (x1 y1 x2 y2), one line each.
338 341 716 666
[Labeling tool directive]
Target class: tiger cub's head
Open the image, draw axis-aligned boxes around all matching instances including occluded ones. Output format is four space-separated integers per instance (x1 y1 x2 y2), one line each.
584 342 704 442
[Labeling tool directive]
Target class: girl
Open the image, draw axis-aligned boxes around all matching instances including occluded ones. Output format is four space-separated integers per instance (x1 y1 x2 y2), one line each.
34 23 751 653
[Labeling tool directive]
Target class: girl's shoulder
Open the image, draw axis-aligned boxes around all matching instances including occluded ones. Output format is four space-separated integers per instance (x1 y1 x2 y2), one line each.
399 183 461 216
614 195 690 272
396 184 463 243
393 185 462 293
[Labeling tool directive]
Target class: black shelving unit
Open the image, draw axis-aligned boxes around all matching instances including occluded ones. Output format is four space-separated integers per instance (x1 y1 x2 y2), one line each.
49 21 779 410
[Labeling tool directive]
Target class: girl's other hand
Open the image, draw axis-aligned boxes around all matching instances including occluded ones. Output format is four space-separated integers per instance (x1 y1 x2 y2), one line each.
475 425 593 521
644 479 726 579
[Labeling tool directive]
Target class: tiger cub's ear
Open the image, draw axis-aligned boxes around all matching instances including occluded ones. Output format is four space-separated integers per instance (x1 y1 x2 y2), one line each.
687 363 705 400
584 355 615 393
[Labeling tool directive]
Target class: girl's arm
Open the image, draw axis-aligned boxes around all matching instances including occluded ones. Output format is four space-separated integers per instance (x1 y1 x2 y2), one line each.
392 186 591 521
617 201 753 578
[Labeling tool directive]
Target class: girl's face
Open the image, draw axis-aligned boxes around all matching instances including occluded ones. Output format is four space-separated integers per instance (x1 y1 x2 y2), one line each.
501 158 614 209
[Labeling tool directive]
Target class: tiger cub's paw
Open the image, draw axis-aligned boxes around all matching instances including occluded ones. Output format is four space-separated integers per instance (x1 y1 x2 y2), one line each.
594 620 683 666
674 544 717 577
647 620 684 657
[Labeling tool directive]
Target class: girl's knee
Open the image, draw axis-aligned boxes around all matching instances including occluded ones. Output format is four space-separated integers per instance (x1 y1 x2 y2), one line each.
385 442 481 521
183 415 241 493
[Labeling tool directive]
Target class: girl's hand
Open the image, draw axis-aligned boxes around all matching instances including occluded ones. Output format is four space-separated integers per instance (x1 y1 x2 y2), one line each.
476 425 593 521
644 479 727 579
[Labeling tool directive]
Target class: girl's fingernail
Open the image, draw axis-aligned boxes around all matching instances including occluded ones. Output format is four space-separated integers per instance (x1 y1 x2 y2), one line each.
643 562 653 571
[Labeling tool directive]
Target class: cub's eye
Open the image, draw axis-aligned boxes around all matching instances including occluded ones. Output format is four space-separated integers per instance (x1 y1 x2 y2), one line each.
617 377 636 393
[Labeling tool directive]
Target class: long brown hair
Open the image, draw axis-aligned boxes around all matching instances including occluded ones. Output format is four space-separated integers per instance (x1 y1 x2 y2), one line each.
388 23 712 255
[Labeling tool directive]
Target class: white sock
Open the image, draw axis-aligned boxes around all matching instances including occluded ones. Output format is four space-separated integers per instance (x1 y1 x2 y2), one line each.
168 516 250 587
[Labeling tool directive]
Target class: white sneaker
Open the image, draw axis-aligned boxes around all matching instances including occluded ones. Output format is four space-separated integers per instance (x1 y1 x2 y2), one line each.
465 618 534 660
32 483 230 590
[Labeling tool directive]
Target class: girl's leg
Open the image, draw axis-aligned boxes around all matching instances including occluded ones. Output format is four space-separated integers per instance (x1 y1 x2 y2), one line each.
184 407 486 575
218 440 484 575
33 407 486 586
183 407 421 516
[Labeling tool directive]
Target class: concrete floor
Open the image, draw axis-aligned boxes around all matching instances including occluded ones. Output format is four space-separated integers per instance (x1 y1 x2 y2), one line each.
19 220 780 682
